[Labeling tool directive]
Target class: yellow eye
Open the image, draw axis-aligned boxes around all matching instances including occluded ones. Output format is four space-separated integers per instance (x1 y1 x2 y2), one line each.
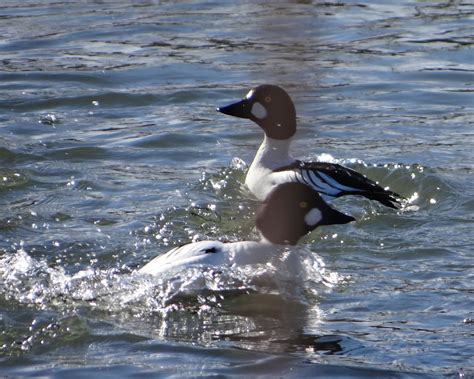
264 96 272 103
299 201 308 209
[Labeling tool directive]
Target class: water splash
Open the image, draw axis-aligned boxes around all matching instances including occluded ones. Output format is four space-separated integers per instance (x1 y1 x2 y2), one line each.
0 244 343 356
0 245 343 340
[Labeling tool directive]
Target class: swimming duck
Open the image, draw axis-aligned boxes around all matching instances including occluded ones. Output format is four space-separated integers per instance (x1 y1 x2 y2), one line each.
217 84 401 209
139 182 353 276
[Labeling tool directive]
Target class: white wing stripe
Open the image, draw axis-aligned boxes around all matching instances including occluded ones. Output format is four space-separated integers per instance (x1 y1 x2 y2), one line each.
292 170 338 197
300 170 312 186
289 169 362 199
317 171 363 193
307 170 338 194
302 170 330 193
299 169 339 195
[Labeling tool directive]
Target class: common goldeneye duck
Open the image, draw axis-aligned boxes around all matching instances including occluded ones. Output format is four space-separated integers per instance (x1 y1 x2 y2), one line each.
217 84 401 209
138 182 353 276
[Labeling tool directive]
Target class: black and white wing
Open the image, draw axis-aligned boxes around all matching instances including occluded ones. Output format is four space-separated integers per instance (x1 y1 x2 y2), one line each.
274 160 401 209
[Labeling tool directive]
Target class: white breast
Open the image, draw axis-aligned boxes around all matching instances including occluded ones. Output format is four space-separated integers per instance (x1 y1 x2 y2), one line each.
245 137 295 200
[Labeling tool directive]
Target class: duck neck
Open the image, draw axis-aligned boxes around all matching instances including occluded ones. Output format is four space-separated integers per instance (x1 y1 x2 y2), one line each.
254 135 293 169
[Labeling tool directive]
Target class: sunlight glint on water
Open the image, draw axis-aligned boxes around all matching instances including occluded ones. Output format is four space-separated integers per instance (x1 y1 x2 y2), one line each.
0 1 473 377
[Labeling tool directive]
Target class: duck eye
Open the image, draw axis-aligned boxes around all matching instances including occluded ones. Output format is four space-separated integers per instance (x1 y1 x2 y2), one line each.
299 201 308 209
264 96 272 103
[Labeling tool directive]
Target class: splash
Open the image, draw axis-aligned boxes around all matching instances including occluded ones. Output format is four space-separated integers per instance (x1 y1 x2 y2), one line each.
0 245 342 316
0 245 344 353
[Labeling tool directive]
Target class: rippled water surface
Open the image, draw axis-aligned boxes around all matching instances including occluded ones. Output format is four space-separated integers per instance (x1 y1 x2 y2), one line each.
1 1 473 378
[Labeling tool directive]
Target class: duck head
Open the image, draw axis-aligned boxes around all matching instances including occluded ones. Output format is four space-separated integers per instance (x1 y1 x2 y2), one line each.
218 84 297 140
256 182 355 245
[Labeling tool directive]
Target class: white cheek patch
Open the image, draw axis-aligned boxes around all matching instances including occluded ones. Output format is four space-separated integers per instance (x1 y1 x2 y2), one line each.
251 102 267 119
304 207 322 226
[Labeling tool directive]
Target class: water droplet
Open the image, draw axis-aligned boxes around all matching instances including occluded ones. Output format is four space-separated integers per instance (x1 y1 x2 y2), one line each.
39 113 59 125
407 192 419 203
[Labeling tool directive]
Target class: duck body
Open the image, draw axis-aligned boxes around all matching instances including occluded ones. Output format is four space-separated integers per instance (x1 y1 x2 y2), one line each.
138 240 280 276
139 182 353 276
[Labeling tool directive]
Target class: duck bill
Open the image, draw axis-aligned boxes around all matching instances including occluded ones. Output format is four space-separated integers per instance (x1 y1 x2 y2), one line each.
217 99 251 119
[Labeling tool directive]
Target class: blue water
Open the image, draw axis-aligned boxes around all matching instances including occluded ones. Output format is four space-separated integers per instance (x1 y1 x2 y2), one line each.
1 1 473 378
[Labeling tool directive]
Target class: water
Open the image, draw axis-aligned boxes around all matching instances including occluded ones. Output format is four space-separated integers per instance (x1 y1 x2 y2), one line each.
1 0 473 377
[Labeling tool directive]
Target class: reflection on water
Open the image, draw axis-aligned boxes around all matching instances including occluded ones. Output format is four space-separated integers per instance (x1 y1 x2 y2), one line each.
1 0 473 378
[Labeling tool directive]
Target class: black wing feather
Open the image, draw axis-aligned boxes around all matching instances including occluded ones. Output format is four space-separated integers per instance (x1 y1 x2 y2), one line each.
274 160 401 209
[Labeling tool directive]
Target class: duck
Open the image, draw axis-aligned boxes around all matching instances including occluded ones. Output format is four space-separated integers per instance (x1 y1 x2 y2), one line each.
138 182 353 276
217 84 401 209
